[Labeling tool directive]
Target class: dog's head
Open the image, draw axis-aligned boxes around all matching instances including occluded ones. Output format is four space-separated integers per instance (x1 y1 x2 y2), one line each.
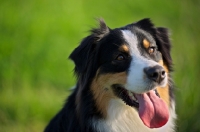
70 18 172 128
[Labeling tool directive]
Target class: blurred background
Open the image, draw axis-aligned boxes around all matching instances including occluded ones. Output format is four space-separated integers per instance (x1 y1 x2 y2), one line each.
0 0 199 131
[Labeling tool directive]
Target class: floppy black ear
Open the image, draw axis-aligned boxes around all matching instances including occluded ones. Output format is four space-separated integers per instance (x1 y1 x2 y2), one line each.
155 28 172 71
69 19 110 75
69 35 96 75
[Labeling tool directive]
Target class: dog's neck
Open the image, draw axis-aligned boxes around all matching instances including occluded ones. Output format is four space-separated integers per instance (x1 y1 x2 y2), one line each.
92 99 176 132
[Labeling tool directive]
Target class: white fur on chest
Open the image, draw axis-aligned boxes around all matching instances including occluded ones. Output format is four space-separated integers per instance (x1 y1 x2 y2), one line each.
93 99 176 132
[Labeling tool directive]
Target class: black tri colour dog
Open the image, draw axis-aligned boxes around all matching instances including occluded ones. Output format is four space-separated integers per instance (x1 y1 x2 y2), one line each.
44 18 176 132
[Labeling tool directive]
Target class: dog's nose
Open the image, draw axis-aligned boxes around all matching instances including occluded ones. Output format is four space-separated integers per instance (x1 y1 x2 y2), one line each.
144 65 166 83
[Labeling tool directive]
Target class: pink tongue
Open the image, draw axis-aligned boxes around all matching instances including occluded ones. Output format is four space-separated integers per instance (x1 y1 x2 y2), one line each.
135 90 169 128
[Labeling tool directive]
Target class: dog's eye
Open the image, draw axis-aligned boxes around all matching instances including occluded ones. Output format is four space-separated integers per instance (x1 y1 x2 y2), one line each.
116 54 125 61
148 47 156 54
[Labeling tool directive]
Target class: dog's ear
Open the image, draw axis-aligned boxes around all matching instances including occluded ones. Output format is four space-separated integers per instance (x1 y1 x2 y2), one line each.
134 18 155 35
91 19 110 41
155 28 172 71
69 19 110 75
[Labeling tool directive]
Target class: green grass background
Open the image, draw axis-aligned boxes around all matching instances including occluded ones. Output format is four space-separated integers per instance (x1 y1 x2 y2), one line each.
0 0 199 131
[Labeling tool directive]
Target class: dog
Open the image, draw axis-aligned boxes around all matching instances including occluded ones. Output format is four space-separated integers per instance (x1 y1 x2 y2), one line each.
44 18 176 132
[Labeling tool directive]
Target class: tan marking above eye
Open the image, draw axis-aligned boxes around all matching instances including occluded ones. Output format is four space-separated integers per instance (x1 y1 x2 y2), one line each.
119 45 129 52
143 39 150 49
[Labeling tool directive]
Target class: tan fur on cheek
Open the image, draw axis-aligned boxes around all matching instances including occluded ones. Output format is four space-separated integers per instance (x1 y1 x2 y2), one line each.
157 84 170 107
158 60 163 65
157 60 170 107
91 72 127 118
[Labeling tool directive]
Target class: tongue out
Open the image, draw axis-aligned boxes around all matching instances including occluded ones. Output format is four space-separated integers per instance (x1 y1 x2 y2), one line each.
135 90 169 128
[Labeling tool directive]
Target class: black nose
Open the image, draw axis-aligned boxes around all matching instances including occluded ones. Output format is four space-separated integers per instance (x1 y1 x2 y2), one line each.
144 65 166 83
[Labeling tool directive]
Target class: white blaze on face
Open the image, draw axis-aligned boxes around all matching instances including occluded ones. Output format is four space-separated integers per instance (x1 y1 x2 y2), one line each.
121 30 167 94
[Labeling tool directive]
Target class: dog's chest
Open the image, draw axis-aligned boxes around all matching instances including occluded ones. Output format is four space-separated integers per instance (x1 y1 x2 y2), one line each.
93 99 175 132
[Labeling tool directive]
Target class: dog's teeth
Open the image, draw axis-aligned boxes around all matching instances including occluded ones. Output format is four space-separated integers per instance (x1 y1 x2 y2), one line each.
131 96 136 101
128 91 138 102
128 91 133 97
131 95 137 101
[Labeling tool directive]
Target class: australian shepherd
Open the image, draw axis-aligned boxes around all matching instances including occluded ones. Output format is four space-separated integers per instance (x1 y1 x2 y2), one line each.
44 18 176 132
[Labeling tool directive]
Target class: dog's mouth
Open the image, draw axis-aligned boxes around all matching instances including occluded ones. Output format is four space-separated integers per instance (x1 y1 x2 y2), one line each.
113 85 160 108
112 85 169 128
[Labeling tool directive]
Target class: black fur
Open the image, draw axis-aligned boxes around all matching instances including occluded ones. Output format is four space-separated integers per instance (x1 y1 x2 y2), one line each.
44 18 173 132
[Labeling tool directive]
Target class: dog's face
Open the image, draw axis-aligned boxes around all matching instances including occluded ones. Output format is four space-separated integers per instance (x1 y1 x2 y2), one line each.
70 19 172 129
97 28 167 93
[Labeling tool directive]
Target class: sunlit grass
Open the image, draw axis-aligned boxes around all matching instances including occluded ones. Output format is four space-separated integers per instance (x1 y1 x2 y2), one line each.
0 82 70 132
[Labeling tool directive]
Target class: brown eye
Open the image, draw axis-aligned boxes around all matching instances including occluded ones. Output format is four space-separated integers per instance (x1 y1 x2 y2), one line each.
116 54 125 61
148 47 155 54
